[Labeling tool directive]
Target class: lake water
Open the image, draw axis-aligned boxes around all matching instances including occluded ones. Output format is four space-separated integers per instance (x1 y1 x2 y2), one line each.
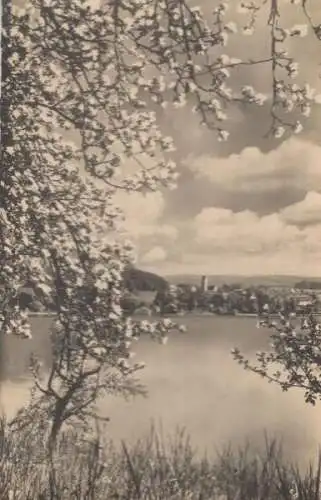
1 315 320 468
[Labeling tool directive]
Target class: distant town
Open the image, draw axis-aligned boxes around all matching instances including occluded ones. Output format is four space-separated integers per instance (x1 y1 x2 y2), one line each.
15 267 321 318
123 272 321 317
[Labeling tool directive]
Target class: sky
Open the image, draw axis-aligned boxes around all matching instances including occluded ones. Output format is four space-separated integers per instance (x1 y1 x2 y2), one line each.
115 0 321 277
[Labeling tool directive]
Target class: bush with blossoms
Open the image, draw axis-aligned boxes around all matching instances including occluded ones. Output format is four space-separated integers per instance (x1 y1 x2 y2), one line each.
2 0 321 450
232 309 321 407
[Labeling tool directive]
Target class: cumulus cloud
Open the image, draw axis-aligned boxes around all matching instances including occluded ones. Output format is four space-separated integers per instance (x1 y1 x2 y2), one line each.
186 139 321 196
114 191 177 240
111 135 321 277
151 202 321 276
112 183 321 276
194 207 303 254
280 191 321 226
156 248 321 277
141 246 167 264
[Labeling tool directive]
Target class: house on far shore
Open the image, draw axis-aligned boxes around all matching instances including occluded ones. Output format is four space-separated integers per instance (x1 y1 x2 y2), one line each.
295 293 314 312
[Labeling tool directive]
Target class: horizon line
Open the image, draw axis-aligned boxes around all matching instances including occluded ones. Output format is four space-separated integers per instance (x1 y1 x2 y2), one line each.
151 271 321 279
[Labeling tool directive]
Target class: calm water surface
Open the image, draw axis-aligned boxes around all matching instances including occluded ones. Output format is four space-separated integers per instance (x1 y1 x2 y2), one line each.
1 316 320 466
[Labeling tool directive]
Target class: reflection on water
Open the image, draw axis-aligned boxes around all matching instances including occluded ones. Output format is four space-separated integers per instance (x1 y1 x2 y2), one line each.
1 316 320 467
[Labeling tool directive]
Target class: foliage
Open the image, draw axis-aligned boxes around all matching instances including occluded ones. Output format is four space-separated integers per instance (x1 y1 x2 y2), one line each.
123 266 168 292
232 311 321 407
2 417 321 499
3 0 321 451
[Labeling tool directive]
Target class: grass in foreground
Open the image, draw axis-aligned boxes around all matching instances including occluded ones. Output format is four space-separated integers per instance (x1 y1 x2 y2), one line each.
0 418 320 499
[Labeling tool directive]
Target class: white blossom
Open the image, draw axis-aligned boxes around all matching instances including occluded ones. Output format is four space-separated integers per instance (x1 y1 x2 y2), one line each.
225 22 238 34
293 121 303 134
301 104 311 117
218 129 230 141
288 24 308 38
287 61 299 78
274 126 285 139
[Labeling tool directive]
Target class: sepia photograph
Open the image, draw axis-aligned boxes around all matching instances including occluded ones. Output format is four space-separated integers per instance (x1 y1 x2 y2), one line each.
2 0 321 498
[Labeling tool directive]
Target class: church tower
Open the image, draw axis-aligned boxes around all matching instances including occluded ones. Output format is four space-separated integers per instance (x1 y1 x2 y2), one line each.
200 275 208 292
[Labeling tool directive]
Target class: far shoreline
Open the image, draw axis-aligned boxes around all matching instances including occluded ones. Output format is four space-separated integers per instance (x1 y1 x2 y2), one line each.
27 311 321 320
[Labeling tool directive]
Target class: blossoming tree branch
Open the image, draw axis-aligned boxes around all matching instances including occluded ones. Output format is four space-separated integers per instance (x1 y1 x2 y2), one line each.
2 0 321 445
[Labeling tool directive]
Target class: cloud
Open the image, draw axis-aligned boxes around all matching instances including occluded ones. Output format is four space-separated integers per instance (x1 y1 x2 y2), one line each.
148 202 321 276
194 207 303 254
114 191 177 240
112 137 321 277
113 183 321 277
280 191 321 226
186 139 321 196
141 246 167 264
156 247 321 277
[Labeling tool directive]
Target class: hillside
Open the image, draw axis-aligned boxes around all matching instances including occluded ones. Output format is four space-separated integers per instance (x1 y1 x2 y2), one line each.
295 280 321 289
123 266 168 292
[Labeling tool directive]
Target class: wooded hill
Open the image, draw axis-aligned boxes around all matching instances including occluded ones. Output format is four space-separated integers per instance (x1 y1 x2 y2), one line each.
123 266 168 292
